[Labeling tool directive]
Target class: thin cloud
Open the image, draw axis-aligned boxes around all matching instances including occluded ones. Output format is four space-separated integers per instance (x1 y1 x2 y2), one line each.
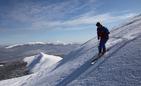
31 12 137 30
5 0 97 22
0 0 97 31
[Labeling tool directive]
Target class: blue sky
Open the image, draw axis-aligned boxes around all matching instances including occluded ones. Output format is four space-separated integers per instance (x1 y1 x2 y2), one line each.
0 0 141 45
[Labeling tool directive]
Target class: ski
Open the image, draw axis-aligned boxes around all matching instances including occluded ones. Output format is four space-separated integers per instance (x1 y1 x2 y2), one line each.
91 47 110 64
91 54 104 64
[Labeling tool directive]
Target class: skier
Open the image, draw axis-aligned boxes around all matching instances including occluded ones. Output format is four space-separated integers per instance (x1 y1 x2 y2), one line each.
96 22 110 56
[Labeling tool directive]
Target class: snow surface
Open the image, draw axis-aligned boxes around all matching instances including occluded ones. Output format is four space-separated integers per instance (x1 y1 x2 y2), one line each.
0 14 141 86
24 52 62 73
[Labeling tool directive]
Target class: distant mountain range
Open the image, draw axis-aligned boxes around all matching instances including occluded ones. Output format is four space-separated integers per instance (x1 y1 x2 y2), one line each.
0 43 80 62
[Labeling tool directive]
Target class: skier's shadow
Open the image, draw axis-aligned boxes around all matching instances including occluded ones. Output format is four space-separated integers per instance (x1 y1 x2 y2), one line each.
52 38 97 72
51 45 97 72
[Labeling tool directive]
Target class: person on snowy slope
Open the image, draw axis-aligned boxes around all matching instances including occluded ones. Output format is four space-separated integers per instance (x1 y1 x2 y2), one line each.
96 22 110 55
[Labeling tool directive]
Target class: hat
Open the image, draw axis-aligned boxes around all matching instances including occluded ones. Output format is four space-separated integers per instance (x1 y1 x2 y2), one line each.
96 22 101 26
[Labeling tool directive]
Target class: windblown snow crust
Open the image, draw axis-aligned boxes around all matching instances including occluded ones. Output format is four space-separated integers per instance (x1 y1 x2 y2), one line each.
0 15 141 86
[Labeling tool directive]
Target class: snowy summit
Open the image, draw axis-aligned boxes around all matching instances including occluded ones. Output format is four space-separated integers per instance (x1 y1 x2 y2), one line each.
24 52 62 73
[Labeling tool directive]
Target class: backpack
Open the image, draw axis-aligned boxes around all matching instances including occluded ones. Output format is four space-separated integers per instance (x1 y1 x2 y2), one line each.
98 26 110 39
103 27 110 35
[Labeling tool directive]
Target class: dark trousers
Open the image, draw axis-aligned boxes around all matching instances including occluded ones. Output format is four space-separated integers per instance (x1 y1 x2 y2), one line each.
98 38 108 54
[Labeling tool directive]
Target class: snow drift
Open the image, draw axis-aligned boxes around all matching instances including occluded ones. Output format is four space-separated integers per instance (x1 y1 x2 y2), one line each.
24 52 62 73
0 14 141 86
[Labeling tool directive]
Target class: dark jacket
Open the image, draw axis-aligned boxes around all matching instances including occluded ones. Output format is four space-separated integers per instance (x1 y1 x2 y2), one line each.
97 26 110 40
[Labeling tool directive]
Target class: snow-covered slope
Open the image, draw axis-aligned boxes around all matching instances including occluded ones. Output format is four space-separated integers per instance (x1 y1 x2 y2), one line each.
0 14 141 86
24 52 62 73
